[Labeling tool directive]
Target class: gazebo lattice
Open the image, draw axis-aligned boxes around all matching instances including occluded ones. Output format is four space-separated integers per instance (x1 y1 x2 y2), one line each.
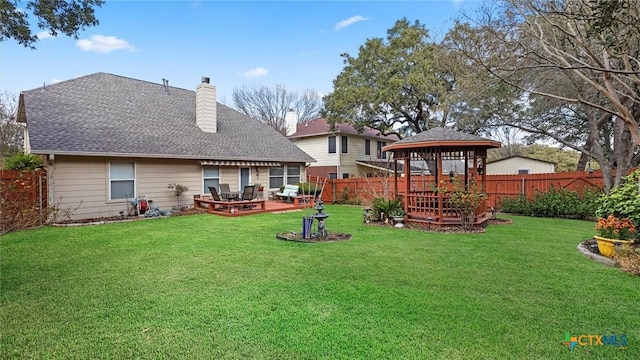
382 127 501 226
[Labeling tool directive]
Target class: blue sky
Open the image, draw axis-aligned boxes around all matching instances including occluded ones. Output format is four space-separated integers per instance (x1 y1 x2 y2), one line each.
1 0 482 104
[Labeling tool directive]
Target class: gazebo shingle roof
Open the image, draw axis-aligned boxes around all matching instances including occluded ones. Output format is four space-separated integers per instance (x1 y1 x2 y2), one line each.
383 127 500 151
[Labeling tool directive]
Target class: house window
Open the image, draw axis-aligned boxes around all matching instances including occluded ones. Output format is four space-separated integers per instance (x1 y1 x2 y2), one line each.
269 165 300 188
518 169 530 175
203 166 220 193
269 166 284 189
109 161 135 200
328 136 336 154
365 139 371 155
341 136 348 154
287 165 300 184
342 173 349 179
328 173 337 179
377 141 387 159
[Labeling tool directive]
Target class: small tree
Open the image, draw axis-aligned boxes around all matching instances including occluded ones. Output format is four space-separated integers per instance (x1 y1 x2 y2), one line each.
167 183 189 207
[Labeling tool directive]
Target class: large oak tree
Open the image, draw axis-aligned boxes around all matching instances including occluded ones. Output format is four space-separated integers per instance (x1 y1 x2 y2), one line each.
1 0 104 48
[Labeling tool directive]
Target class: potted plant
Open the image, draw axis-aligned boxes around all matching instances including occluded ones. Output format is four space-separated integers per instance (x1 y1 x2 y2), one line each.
168 183 189 210
594 215 636 258
390 208 405 228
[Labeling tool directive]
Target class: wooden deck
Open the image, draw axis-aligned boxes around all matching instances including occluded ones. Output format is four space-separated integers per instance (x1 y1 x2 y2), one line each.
193 195 316 217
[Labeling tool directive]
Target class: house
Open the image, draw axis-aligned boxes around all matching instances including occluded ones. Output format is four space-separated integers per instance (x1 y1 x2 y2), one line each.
486 155 555 174
287 117 398 179
17 73 315 220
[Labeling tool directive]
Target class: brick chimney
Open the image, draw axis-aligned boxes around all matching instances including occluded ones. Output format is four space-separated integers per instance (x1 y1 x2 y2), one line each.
196 77 217 133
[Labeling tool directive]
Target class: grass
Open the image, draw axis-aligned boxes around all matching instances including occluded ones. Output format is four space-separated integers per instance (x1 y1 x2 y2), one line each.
1 206 638 359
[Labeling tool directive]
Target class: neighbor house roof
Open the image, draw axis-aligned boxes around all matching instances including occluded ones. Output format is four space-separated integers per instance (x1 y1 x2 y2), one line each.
487 155 556 165
18 72 315 163
383 127 501 151
289 117 399 141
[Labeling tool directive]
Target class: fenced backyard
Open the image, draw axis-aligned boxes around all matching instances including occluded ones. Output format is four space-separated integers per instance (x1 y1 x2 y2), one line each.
316 170 606 208
1 207 637 358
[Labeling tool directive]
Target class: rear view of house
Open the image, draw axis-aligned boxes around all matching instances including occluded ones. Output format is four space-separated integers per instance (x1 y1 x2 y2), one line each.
17 73 315 220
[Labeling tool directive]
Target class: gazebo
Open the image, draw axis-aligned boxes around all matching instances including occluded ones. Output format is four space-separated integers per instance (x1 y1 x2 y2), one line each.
382 127 501 226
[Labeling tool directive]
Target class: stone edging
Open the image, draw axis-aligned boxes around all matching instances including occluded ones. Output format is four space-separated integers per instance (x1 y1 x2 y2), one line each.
577 242 618 267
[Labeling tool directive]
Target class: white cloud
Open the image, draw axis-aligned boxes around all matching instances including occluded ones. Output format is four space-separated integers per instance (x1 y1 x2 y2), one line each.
242 67 268 78
36 31 54 40
76 35 136 53
335 15 369 31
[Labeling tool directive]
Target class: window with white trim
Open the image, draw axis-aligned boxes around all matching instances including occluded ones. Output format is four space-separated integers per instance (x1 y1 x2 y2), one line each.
269 165 301 188
109 161 135 200
203 166 220 193
328 136 336 154
377 141 387 159
365 139 371 155
341 136 348 154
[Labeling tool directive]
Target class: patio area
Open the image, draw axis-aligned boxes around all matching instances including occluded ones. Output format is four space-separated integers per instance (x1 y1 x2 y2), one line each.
193 195 316 217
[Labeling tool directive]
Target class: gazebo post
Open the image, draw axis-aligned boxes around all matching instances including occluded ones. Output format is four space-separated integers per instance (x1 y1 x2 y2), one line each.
404 150 410 214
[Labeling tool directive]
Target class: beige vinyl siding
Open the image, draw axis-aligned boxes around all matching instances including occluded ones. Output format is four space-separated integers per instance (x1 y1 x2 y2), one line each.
47 156 305 220
338 135 367 176
486 157 555 175
48 156 204 220
292 136 338 166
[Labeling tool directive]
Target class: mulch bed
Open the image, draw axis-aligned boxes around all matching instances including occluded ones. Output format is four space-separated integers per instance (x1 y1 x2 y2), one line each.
276 232 353 243
51 208 206 226
366 217 513 234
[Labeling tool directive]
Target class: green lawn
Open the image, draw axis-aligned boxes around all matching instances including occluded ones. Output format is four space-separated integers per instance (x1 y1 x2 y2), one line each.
1 206 638 359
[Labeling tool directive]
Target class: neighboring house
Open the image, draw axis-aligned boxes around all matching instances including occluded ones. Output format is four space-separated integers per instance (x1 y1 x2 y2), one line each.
287 118 398 179
17 73 315 220
486 155 555 174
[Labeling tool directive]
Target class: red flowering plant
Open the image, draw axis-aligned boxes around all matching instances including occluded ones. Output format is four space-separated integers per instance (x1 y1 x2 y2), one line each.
594 215 636 240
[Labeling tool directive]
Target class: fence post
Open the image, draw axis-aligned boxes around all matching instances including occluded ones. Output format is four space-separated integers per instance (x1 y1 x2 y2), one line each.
38 174 43 226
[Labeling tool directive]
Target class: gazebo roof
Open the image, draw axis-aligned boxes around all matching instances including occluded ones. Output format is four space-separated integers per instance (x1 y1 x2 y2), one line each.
382 127 501 151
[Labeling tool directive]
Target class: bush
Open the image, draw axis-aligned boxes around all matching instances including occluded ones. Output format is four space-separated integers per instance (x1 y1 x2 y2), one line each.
296 182 323 196
3 152 42 170
371 197 402 222
500 186 600 219
595 169 640 233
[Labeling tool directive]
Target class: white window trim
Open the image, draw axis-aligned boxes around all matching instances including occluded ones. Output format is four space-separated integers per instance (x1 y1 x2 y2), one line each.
108 161 136 202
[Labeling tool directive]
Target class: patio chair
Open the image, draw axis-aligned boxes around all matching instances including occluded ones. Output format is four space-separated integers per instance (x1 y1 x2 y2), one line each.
251 183 261 200
207 187 229 210
220 183 231 193
240 185 256 209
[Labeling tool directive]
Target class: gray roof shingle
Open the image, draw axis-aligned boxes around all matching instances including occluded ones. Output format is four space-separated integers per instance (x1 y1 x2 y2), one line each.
393 127 497 145
21 72 316 163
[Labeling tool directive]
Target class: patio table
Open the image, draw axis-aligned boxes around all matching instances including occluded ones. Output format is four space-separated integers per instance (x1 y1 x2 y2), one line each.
221 191 241 201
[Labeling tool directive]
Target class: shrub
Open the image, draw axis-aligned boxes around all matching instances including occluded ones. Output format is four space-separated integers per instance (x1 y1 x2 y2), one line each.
371 197 402 222
296 182 323 196
3 152 42 170
499 186 600 219
167 183 189 206
595 169 640 231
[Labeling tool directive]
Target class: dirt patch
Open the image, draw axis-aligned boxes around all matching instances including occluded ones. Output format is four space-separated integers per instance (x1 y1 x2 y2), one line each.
276 232 353 243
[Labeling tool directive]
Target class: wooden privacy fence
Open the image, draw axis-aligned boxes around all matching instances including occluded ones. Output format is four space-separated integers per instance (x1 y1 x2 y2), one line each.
313 170 606 208
0 169 48 233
